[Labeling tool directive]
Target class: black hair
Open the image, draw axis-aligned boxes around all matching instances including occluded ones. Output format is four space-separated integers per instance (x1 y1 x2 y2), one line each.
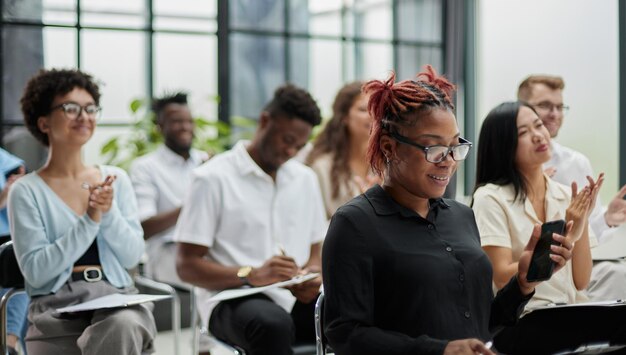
473 101 537 203
263 84 322 126
20 68 101 146
152 92 188 122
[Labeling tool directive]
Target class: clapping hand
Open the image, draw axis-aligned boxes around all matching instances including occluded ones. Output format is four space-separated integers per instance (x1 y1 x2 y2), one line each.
566 174 604 243
605 184 626 228
85 175 116 222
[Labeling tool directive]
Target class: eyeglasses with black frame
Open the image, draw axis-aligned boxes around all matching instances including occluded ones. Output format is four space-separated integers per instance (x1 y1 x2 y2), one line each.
532 102 569 114
50 102 102 121
389 131 472 163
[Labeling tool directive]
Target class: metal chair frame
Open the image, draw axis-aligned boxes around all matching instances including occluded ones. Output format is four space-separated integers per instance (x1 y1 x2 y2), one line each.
0 241 181 355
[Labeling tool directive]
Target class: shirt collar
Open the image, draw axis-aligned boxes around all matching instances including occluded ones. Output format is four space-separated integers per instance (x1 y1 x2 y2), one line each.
364 184 450 218
545 175 568 201
232 141 297 183
500 174 568 203
233 141 265 177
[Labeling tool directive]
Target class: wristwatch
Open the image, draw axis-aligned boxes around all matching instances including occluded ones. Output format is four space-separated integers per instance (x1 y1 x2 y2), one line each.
237 266 253 286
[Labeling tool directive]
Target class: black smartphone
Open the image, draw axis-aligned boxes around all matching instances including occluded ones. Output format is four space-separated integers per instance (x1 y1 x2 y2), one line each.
526 219 566 282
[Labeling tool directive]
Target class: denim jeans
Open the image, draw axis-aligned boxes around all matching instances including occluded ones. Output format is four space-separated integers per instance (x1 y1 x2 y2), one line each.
0 287 28 351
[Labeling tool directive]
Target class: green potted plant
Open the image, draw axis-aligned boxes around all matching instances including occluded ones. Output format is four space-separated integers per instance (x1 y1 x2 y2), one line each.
100 97 255 170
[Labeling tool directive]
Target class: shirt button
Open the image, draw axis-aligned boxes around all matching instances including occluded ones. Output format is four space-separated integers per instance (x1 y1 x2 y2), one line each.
427 224 434 230
459 274 465 282
464 311 471 318
445 246 453 252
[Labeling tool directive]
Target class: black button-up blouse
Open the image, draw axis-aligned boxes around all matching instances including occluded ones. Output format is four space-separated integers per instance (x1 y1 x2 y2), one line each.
322 185 532 355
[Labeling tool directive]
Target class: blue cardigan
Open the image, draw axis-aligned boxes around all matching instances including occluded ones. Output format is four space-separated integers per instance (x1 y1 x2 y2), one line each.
8 165 144 296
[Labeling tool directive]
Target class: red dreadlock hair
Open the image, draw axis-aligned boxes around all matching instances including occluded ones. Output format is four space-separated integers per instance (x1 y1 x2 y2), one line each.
364 65 456 176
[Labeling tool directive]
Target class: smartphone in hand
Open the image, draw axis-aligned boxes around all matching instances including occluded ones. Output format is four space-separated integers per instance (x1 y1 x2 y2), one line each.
526 219 566 282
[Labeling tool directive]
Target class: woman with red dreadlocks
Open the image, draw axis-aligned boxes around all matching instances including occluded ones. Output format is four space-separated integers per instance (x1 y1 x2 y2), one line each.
321 66 575 355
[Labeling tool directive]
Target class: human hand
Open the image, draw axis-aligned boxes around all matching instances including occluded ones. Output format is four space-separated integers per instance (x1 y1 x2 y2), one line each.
443 339 495 355
565 173 603 243
0 166 25 207
565 183 592 243
517 223 573 294
605 184 626 227
584 173 604 217
287 268 322 303
86 175 116 222
247 255 299 287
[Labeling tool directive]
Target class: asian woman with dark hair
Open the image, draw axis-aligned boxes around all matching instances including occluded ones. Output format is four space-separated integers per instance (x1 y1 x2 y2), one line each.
472 101 626 354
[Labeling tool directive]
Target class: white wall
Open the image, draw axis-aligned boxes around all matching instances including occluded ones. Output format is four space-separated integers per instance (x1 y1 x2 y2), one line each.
477 0 619 203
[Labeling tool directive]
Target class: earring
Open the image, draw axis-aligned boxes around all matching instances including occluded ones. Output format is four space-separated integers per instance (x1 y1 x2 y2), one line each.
385 156 390 166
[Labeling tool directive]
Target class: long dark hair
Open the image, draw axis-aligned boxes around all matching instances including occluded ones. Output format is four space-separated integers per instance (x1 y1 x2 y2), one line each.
473 101 537 203
306 82 364 199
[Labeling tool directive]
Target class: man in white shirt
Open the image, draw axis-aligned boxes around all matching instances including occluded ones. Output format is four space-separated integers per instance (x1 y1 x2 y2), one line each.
175 84 326 355
129 92 208 288
518 75 626 300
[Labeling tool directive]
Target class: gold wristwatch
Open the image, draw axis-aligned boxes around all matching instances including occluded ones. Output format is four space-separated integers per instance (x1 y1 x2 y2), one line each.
237 266 253 286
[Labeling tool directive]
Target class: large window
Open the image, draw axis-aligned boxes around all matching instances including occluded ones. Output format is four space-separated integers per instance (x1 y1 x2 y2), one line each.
1 0 218 168
1 0 461 191
225 0 446 122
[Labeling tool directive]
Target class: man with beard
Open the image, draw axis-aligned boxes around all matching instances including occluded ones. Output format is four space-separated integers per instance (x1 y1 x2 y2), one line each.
174 84 326 355
130 92 208 288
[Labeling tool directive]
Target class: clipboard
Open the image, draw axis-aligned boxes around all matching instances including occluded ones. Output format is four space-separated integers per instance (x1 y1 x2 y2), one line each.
56 293 171 313
531 299 626 311
207 272 320 303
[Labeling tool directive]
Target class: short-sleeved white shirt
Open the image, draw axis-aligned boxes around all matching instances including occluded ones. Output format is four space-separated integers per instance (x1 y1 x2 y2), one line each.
174 140 327 325
472 177 597 313
129 144 208 246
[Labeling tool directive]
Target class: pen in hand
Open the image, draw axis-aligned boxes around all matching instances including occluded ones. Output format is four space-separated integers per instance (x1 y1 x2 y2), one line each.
277 243 287 257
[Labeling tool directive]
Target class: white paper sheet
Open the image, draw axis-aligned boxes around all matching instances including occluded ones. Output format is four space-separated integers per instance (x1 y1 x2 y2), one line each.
56 293 172 313
531 299 626 311
207 273 320 303
592 223 626 260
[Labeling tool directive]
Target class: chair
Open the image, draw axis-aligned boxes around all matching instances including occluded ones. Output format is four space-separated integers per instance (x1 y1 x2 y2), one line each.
133 275 181 355
0 241 25 355
0 241 181 355
189 287 245 355
314 292 334 355
189 286 317 355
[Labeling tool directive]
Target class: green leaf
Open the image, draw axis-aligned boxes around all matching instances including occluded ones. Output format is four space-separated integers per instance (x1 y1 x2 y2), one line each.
130 99 145 114
100 138 119 155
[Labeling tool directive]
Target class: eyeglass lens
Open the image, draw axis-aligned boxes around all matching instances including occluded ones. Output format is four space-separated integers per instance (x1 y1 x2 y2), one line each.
427 144 470 163
63 103 100 119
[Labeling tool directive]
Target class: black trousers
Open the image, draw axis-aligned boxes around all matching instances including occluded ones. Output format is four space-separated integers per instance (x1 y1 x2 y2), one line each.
209 293 317 355
494 305 626 354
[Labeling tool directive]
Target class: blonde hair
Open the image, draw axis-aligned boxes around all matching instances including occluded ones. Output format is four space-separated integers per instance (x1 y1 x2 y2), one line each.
517 75 565 101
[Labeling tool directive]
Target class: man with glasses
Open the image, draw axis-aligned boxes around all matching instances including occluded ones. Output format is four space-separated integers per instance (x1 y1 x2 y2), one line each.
518 75 626 301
